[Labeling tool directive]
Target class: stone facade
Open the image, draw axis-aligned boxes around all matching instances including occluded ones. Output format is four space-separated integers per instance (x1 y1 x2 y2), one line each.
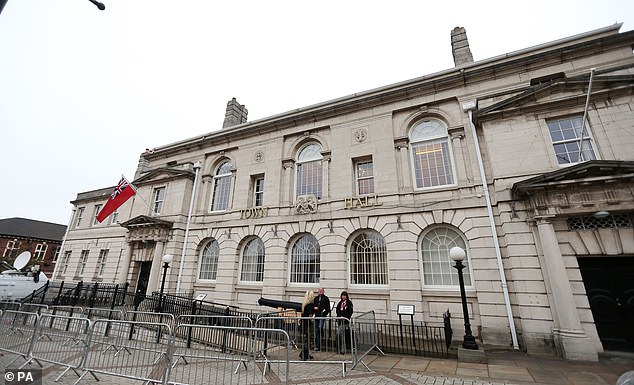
58 25 634 360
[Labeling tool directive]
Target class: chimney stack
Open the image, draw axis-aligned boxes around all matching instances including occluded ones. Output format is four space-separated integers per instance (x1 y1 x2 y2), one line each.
451 27 473 66
223 97 248 128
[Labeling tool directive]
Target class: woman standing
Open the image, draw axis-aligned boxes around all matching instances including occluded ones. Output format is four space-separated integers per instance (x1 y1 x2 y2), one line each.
335 291 353 354
300 290 315 360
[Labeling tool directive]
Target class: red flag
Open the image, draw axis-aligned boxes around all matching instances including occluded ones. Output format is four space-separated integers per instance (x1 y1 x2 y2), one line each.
96 177 136 223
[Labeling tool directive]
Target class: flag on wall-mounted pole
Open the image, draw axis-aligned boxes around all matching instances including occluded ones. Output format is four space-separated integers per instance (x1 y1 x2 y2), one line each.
96 176 136 223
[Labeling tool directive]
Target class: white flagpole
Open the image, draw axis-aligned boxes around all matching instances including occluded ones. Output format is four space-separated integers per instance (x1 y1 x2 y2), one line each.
577 68 596 162
176 161 202 293
52 206 75 281
125 174 152 212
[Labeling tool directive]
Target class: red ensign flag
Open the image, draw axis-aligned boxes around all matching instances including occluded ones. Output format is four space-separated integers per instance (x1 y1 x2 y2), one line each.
96 177 136 223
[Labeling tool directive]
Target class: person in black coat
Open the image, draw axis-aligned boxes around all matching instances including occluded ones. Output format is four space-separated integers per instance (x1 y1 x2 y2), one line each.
335 291 353 354
313 288 330 351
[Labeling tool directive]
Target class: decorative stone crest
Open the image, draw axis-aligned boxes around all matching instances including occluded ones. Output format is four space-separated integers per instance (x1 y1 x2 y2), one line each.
295 195 317 214
353 128 368 143
254 150 264 163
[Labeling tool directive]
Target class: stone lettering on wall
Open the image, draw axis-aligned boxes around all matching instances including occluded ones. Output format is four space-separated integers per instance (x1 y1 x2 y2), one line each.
240 207 269 219
343 195 383 209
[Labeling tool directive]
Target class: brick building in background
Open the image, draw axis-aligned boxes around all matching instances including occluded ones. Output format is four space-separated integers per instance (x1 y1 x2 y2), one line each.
0 217 67 276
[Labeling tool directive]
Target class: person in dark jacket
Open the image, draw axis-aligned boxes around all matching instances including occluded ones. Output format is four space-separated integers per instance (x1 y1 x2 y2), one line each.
335 291 353 354
313 287 331 351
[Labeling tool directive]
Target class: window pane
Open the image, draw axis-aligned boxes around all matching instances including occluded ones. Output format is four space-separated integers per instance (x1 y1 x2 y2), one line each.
290 234 320 283
199 240 219 280
546 116 597 164
349 231 388 286
240 238 265 282
420 227 470 287
411 139 454 188
356 161 374 195
296 160 322 198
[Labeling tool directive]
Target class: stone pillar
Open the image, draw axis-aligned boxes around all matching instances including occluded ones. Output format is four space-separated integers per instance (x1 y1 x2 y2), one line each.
282 159 294 206
118 242 134 284
321 151 331 199
536 218 598 361
398 144 412 191
146 241 166 295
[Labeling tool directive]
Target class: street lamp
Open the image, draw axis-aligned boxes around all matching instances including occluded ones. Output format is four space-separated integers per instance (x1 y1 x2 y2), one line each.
159 254 173 312
450 246 478 350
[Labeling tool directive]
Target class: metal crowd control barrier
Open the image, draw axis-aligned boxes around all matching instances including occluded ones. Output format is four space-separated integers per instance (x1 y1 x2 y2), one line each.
0 300 21 311
81 307 123 320
27 314 92 382
125 310 175 343
350 310 385 371
20 303 48 314
254 315 360 376
75 319 172 384
0 310 39 367
168 324 291 385
174 314 254 353
48 305 83 318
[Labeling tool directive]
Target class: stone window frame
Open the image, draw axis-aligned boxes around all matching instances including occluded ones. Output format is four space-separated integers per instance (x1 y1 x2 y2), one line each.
197 238 220 281
295 143 323 199
354 157 375 196
152 186 166 215
546 115 598 165
238 236 265 284
408 118 457 190
418 225 473 290
210 160 234 212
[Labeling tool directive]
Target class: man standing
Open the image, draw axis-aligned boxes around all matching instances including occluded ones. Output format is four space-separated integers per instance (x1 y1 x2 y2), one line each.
313 287 331 351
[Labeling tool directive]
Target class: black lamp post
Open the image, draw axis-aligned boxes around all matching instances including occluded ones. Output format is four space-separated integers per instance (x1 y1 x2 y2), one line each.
450 246 478 350
159 254 173 312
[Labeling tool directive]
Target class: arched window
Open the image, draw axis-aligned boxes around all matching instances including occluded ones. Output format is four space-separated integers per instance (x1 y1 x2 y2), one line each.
420 226 471 287
296 143 323 198
349 230 388 286
409 119 455 189
240 237 265 282
211 160 233 211
290 234 320 284
198 239 219 280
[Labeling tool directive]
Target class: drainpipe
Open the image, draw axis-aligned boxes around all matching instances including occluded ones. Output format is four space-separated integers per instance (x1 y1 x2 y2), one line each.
577 68 596 162
52 206 75 281
176 161 202 293
463 101 520 349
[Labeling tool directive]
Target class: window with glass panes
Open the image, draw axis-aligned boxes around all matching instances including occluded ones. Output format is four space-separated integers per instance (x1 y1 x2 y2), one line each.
3 240 19 258
211 161 233 211
355 160 374 195
409 119 455 189
62 251 71 275
546 116 597 164
92 204 102 226
152 187 165 214
253 176 264 207
290 234 320 284
34 243 48 260
240 237 265 282
109 209 119 224
198 240 219 280
75 207 85 228
97 249 108 277
349 230 388 285
420 227 470 287
296 144 323 198
53 247 61 263
76 250 89 276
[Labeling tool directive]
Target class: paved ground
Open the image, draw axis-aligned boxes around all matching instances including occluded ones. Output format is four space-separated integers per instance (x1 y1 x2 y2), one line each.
3 347 633 385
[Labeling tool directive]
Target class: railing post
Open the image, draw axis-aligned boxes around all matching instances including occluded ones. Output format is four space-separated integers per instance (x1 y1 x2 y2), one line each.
54 281 64 305
187 300 197 348
90 282 98 308
40 280 49 303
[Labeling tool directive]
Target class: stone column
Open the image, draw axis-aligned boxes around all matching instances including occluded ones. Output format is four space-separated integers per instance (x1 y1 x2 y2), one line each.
536 218 598 361
282 159 294 206
118 242 134 284
146 241 166 295
394 137 410 192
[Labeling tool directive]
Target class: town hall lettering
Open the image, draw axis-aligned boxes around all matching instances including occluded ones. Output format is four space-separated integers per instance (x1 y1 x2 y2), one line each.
240 207 269 219
343 195 383 209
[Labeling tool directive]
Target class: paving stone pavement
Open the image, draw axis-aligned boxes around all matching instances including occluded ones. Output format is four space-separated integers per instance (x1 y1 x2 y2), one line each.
2 348 633 384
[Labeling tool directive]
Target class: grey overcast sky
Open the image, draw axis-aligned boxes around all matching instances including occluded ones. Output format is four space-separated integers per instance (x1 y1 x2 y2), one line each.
1 1 633 225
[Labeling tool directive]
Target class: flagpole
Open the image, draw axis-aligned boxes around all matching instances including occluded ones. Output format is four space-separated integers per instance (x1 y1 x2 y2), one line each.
125 175 152 212
577 68 596 162
176 161 202 293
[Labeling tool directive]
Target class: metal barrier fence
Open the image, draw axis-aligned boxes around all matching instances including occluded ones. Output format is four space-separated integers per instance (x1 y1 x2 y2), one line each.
28 314 92 381
351 310 385 371
20 303 48 314
0 310 39 367
374 318 449 358
48 305 84 318
75 319 172 384
169 324 291 385
254 315 361 377
0 300 21 311
174 315 254 353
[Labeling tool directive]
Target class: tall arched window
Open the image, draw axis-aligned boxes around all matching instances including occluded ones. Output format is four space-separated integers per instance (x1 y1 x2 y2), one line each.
420 226 471 287
349 230 388 286
409 119 455 189
198 239 219 280
240 237 265 282
290 234 320 284
211 160 233 211
296 143 323 198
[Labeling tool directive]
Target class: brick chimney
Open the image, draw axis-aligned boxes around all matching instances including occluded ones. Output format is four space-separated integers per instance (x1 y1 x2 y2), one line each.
451 27 473 66
222 98 248 128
